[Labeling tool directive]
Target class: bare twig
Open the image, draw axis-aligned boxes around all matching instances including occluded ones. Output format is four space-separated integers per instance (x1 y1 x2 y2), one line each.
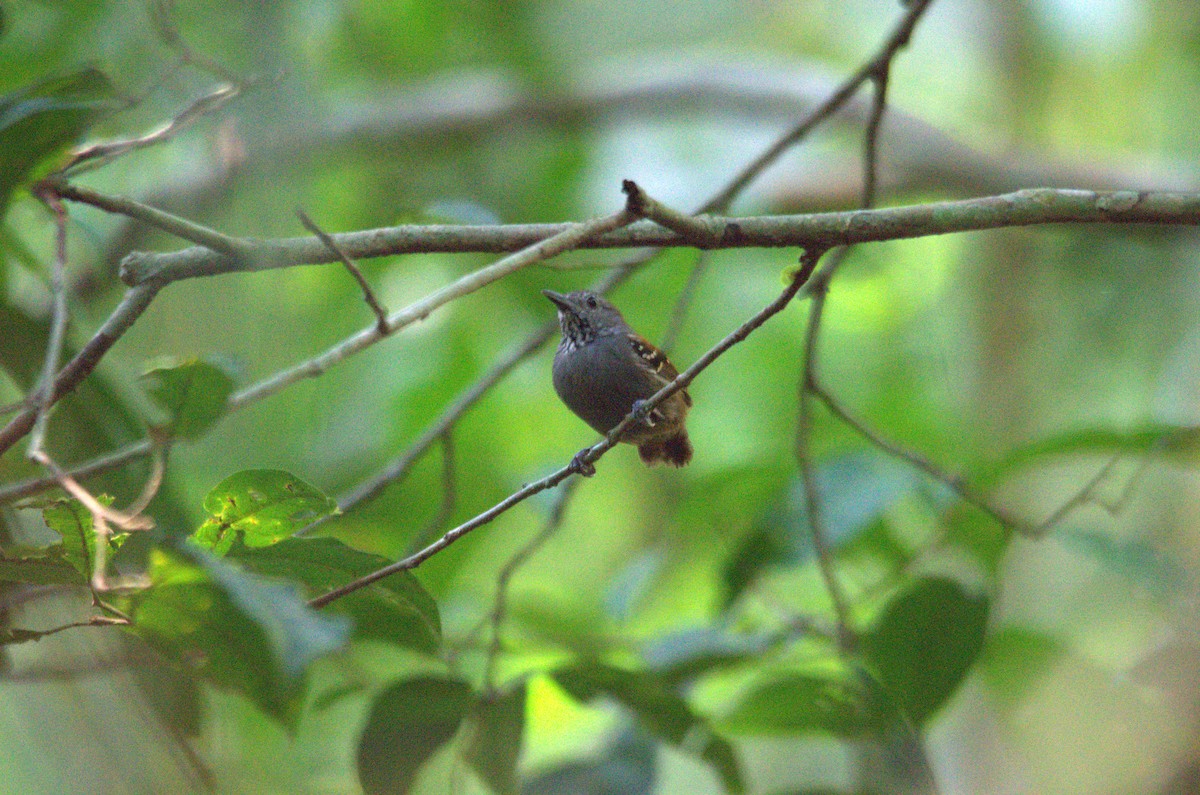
659 252 709 354
27 186 72 456
785 1 936 655
2 615 131 646
701 0 934 213
297 207 390 334
622 179 720 245
1029 453 1137 537
811 383 1020 530
861 61 892 210
795 260 855 648
404 432 458 554
0 438 152 504
65 84 240 175
308 249 825 609
150 0 243 85
482 477 580 691
811 384 1017 528
227 204 638 414
50 179 245 255
26 448 154 590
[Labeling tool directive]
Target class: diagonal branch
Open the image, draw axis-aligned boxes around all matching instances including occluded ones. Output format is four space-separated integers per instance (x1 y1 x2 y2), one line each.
227 204 639 412
308 248 825 609
0 281 163 458
701 0 935 213
50 178 246 255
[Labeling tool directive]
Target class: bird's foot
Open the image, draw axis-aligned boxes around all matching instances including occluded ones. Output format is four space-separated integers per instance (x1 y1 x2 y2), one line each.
631 399 657 427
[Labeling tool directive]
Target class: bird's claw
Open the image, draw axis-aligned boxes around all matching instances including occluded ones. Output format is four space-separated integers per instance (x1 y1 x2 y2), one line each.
569 450 596 477
631 399 656 426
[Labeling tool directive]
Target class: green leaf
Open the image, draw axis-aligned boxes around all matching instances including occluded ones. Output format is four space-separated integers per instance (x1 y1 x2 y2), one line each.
522 728 656 795
642 626 776 686
0 68 118 215
1059 527 1182 598
130 545 350 724
357 676 473 795
979 424 1200 486
719 668 884 738
724 452 918 602
141 358 235 440
465 683 525 795
860 577 989 725
553 663 744 794
0 497 123 586
194 469 337 554
0 546 85 586
41 496 127 581
979 626 1064 704
228 536 441 653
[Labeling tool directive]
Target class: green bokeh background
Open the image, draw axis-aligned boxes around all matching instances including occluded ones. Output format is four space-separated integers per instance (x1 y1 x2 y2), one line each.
3 1 1200 793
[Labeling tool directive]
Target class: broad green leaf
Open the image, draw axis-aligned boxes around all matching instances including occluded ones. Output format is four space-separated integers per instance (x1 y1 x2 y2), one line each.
0 540 85 586
228 536 441 653
978 424 1200 487
642 626 777 686
1059 527 1182 598
141 358 235 440
719 669 883 738
40 496 125 581
724 452 918 602
130 546 350 724
194 469 337 554
465 683 526 795
552 663 743 794
860 577 988 725
0 497 124 585
0 68 117 215
979 626 1065 704
521 728 656 795
357 676 473 795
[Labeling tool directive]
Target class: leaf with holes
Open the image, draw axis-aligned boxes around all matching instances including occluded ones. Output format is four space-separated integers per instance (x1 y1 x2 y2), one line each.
194 469 337 554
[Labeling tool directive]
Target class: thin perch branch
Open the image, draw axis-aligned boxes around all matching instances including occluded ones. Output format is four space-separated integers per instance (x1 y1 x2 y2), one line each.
308 248 825 609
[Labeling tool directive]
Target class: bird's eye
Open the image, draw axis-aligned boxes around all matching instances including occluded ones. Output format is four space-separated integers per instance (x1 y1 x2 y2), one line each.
585 295 598 309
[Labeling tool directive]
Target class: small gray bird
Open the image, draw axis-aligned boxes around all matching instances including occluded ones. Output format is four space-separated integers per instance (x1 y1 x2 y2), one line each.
543 289 693 467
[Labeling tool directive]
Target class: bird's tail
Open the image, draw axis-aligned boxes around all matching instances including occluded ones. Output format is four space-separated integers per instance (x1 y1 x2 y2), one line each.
638 432 693 467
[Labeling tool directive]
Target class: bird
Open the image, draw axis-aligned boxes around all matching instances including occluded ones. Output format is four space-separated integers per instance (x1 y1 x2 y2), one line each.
542 289 692 468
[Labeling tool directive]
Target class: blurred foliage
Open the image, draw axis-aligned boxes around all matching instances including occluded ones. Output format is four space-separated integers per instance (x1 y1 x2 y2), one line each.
2 1 1200 794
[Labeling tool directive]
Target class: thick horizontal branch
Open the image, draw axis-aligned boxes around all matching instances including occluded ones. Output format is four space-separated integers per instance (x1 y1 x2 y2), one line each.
119 189 1200 286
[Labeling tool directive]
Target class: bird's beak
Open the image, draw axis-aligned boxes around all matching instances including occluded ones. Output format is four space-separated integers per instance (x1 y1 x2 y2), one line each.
542 290 572 312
